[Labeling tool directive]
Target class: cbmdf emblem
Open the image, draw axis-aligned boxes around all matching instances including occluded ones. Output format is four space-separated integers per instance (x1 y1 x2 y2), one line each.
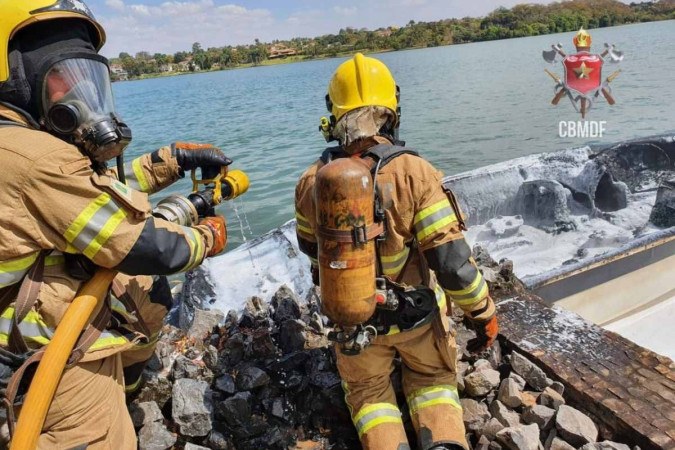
542 28 623 118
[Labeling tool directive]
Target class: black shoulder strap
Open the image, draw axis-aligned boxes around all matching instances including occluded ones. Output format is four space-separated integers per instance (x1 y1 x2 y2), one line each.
319 146 348 164
362 143 419 173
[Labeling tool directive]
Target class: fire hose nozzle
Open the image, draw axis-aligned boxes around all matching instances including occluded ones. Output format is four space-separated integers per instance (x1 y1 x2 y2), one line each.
221 169 250 201
154 168 250 227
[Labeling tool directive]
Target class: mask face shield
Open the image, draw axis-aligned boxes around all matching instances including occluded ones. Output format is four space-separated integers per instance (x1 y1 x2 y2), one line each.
41 55 131 162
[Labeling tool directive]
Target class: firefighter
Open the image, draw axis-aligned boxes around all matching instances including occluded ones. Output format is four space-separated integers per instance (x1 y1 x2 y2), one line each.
0 1 229 447
295 53 499 450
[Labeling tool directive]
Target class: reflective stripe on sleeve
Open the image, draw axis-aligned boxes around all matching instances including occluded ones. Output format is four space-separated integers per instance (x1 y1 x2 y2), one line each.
414 199 457 242
353 403 403 438
444 271 488 306
125 157 151 192
435 284 447 311
407 385 461 415
64 193 128 259
380 247 410 276
180 227 205 271
295 212 313 236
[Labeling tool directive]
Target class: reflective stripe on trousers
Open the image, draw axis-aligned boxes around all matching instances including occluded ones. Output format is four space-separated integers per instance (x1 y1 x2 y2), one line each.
407 385 462 416
0 253 64 288
0 306 130 351
352 402 404 438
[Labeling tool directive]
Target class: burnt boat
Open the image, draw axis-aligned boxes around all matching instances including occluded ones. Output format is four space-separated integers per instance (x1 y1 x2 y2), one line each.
444 134 675 357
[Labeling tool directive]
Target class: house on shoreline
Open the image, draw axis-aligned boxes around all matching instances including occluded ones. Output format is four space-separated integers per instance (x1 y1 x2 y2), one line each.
268 44 297 59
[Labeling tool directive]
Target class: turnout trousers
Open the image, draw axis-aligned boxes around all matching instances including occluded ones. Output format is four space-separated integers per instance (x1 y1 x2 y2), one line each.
335 315 468 450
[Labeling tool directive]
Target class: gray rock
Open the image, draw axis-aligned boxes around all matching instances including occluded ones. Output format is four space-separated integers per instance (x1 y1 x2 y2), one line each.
215 374 236 394
474 359 492 372
138 421 177 450
550 437 575 450
217 392 251 428
476 435 491 450
489 442 504 450
236 366 270 391
465 369 501 397
522 405 555 430
185 444 210 450
457 373 465 393
130 401 164 428
461 398 491 432
549 381 565 396
538 387 565 410
580 442 631 450
509 373 527 391
172 355 201 380
511 352 550 391
202 344 219 372
135 371 173 410
244 296 269 318
496 423 540 450
490 400 521 427
172 379 213 437
208 430 231 450
480 418 506 441
279 319 307 352
498 378 523 409
188 308 224 339
555 405 598 447
458 361 471 376
271 285 302 322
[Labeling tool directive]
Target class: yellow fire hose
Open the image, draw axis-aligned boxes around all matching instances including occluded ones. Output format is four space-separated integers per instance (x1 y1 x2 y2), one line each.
10 269 117 450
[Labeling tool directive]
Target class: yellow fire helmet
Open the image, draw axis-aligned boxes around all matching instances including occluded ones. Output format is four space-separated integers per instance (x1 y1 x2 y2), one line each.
0 0 106 82
573 27 592 48
326 52 398 123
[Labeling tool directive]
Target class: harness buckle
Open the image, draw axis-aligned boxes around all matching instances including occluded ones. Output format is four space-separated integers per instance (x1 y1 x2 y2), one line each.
352 225 368 245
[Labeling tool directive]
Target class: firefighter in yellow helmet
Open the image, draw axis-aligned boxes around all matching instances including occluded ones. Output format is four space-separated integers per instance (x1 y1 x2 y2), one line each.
295 53 499 450
0 1 231 447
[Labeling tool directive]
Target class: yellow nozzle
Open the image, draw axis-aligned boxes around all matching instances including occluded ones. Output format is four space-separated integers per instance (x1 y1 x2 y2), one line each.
222 169 250 200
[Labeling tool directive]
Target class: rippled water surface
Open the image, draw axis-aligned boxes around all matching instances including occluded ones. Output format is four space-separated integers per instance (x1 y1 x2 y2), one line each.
113 21 675 247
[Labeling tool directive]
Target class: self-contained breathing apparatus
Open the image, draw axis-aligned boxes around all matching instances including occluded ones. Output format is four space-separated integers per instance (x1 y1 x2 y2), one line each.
38 54 132 180
315 144 440 355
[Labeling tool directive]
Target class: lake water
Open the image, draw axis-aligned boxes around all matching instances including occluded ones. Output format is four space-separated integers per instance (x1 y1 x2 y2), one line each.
112 20 675 247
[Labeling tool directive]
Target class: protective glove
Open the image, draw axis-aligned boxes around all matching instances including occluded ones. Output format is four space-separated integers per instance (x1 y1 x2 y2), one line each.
171 142 232 173
0 348 30 397
200 215 227 256
466 315 499 354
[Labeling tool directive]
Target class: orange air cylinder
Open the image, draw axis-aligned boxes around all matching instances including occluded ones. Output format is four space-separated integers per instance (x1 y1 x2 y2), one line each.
314 157 377 326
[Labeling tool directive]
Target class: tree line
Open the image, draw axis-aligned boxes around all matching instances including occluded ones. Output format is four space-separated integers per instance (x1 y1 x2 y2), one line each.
110 0 675 80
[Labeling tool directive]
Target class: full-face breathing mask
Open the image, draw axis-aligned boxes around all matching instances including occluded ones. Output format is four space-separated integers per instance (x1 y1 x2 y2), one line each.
40 54 131 162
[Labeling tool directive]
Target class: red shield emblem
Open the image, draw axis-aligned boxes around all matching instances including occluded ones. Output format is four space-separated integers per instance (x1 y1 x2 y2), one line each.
563 52 603 95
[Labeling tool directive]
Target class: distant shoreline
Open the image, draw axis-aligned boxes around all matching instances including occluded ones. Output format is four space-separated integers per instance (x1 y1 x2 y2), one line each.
111 6 674 83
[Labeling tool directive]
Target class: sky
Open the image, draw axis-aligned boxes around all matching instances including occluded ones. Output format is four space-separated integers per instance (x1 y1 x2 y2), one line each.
89 0 568 57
